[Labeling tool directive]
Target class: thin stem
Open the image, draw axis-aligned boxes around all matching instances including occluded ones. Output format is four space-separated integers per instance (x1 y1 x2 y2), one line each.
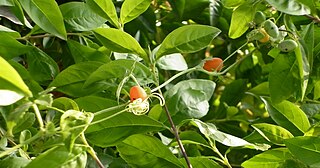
94 103 128 116
32 104 44 130
305 14 320 23
80 133 105 168
0 131 43 158
69 108 129 131
208 139 232 168
18 33 82 40
223 42 248 63
151 67 198 92
163 105 192 168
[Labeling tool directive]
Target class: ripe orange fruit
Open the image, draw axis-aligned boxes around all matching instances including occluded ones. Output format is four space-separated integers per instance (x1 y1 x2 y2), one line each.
203 57 223 72
258 28 270 43
130 86 148 102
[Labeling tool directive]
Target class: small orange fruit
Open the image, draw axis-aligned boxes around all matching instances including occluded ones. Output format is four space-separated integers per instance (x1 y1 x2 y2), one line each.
258 28 270 43
130 86 148 102
203 57 223 72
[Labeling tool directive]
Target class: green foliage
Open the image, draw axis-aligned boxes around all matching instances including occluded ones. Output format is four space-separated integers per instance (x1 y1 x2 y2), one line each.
0 0 319 167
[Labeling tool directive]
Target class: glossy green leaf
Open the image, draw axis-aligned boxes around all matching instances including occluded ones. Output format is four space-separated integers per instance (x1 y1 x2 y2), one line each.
75 96 118 112
49 61 105 97
94 28 148 61
120 0 151 25
242 148 294 168
170 131 210 150
11 0 31 28
117 134 184 168
0 56 32 100
228 2 256 39
84 59 153 88
0 0 14 6
12 112 35 134
285 136 320 167
27 47 59 85
269 52 300 103
295 34 310 101
0 32 32 60
221 0 245 8
164 79 216 124
19 0 67 40
261 97 310 135
52 97 79 111
67 40 111 63
60 2 106 31
248 82 269 96
86 112 164 147
60 110 94 151
252 123 294 146
0 156 30 168
157 53 188 71
167 0 185 18
25 145 87 168
191 119 270 151
265 0 310 15
86 0 119 28
156 25 221 58
0 25 20 38
183 157 223 168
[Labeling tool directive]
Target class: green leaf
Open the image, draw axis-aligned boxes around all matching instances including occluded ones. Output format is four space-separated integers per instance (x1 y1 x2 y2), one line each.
25 145 87 168
84 59 153 88
0 156 30 168
120 0 151 25
86 112 164 147
86 0 119 28
52 97 79 111
156 25 221 58
19 0 67 40
285 136 320 167
167 0 185 18
157 53 188 71
0 32 32 60
60 110 94 151
12 112 35 134
170 131 210 149
295 40 310 102
221 0 245 8
248 82 269 96
183 157 223 168
94 28 148 61
164 79 216 124
252 123 294 146
0 56 32 101
11 0 31 28
242 148 294 168
261 97 310 135
60 2 106 31
49 61 105 97
117 134 184 168
26 47 59 85
0 25 20 38
228 2 256 39
269 52 300 103
75 96 117 112
0 0 14 6
67 40 111 63
265 0 310 15
191 119 270 151
0 90 24 106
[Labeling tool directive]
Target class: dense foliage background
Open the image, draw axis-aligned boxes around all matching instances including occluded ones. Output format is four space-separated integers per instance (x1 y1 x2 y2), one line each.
0 0 320 167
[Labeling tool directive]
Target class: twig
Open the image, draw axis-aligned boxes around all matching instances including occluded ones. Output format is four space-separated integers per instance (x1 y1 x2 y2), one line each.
163 105 192 168
305 14 320 23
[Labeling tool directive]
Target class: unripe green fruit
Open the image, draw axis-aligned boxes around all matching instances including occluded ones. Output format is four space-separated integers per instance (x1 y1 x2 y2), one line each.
263 20 279 38
278 39 298 52
254 11 266 25
246 29 265 41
